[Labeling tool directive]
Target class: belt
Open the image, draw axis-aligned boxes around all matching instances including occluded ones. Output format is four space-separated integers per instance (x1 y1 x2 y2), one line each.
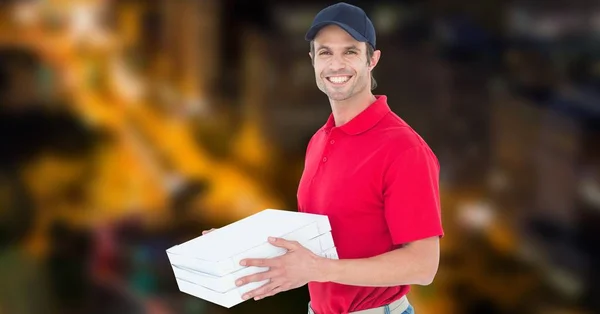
308 295 410 314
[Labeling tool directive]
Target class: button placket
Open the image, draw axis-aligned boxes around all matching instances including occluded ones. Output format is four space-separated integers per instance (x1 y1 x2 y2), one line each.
322 131 337 163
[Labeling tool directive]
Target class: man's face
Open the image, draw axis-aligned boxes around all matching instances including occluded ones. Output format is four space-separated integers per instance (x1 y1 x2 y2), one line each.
310 25 378 101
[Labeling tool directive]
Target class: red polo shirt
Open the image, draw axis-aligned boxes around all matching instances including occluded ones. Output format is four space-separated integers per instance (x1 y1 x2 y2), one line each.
297 95 444 314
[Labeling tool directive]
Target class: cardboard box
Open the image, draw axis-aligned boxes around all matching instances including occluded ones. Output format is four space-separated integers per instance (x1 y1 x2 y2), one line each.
166 209 332 276
172 231 335 293
175 246 339 308
166 209 337 308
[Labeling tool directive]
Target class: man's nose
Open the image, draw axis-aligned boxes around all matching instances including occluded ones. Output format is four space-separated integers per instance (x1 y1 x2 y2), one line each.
328 55 346 71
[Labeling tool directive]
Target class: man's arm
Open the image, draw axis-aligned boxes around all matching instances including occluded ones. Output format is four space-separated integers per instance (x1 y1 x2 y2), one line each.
317 236 440 286
235 235 440 300
316 145 443 287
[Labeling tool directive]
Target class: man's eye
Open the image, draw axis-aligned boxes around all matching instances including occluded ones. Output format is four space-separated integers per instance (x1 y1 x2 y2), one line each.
319 51 331 55
346 50 357 54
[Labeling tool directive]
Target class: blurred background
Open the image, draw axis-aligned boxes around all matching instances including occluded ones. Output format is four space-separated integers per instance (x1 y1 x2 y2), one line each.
0 0 599 313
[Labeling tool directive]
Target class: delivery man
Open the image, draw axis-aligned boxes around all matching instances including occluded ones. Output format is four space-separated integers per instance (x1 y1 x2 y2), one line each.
208 3 444 313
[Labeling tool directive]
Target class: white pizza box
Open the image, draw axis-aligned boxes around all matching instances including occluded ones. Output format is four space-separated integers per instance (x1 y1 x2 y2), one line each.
166 209 332 277
176 246 339 308
171 231 335 293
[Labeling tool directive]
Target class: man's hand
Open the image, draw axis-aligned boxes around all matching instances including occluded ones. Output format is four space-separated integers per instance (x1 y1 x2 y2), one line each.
201 228 217 235
235 237 325 301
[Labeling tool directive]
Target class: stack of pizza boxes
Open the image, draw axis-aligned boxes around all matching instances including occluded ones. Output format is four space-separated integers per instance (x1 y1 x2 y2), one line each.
166 209 338 308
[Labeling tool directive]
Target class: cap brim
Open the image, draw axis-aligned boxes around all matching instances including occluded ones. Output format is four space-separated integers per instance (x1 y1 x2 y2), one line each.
304 21 369 44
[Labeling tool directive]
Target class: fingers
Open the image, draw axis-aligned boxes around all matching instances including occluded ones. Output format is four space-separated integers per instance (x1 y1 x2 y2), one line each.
267 237 301 250
202 228 217 235
242 281 282 300
239 238 300 267
240 256 281 267
258 285 283 299
236 269 279 287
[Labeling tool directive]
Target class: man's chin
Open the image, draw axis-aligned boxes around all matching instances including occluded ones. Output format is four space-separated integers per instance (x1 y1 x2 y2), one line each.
327 92 352 101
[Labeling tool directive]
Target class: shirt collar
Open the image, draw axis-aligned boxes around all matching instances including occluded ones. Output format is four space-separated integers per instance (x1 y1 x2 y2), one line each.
323 95 390 135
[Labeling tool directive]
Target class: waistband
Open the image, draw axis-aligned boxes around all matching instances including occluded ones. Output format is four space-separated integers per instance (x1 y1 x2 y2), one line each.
309 295 410 314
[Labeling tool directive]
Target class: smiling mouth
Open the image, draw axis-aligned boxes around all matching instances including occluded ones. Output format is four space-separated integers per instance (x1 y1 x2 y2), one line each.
326 75 352 85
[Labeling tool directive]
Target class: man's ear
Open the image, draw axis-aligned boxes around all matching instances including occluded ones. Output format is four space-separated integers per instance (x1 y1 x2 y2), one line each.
309 52 314 65
370 50 381 71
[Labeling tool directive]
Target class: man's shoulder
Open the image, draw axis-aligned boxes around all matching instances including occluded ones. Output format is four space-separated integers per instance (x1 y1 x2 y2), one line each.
376 112 432 153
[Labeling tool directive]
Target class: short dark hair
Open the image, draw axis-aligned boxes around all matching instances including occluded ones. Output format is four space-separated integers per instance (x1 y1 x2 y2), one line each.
310 41 377 90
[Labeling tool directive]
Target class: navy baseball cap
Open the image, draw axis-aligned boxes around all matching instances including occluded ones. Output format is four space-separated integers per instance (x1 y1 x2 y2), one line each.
305 2 376 49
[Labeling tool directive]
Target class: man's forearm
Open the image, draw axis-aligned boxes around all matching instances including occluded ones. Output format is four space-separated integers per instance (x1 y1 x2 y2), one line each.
315 237 439 287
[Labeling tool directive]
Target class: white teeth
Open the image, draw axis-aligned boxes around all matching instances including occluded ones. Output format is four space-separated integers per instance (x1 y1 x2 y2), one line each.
328 76 350 84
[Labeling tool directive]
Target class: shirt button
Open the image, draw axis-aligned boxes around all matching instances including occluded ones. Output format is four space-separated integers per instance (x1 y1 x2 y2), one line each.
322 157 328 162
330 140 335 144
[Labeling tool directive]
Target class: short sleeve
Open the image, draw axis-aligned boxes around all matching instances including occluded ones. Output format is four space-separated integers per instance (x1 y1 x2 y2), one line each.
383 144 444 245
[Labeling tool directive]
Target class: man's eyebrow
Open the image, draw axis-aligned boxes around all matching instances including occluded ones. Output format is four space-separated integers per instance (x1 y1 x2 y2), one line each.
315 44 361 50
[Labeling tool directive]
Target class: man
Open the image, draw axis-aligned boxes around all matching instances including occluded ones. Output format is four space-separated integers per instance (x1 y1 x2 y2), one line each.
211 2 444 313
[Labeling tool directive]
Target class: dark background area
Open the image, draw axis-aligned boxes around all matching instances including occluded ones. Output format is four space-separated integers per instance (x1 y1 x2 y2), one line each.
1 0 599 313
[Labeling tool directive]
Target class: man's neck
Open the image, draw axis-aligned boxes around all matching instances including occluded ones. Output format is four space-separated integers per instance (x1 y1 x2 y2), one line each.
330 91 377 126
